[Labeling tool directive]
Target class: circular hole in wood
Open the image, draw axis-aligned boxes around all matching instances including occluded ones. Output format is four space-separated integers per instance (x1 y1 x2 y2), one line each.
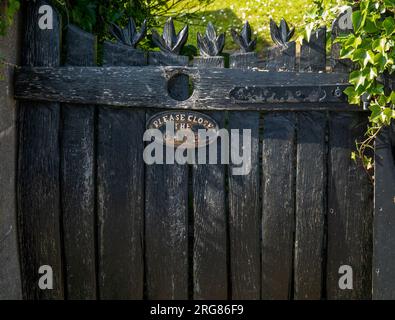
167 73 194 101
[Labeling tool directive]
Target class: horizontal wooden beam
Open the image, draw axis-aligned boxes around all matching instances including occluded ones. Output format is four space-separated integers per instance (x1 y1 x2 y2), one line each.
15 66 364 111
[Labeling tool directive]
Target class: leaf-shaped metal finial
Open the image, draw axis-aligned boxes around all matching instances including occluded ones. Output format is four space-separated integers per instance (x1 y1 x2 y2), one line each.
197 22 225 57
231 21 257 53
269 18 295 49
151 18 189 55
110 17 147 48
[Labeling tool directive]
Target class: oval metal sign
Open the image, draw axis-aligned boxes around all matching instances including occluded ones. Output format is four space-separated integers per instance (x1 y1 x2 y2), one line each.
147 111 219 148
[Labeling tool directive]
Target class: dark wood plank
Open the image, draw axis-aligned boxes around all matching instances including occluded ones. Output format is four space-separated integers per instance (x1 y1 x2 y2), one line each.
193 56 225 68
300 28 326 72
264 42 296 71
15 67 356 110
230 52 258 69
228 54 260 300
326 112 373 299
228 111 260 299
145 54 190 300
261 40 296 300
97 44 146 299
103 41 147 66
97 108 145 299
261 113 296 300
148 51 188 66
18 0 63 299
294 112 326 300
192 111 227 300
65 25 97 66
144 145 189 299
373 122 395 299
191 57 227 300
61 25 96 300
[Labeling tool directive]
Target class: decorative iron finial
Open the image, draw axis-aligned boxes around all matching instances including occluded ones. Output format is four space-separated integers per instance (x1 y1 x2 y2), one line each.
269 18 295 49
151 18 189 55
231 21 257 53
197 22 225 57
110 17 147 48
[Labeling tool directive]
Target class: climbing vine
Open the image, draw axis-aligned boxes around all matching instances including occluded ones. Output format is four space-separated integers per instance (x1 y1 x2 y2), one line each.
302 0 395 175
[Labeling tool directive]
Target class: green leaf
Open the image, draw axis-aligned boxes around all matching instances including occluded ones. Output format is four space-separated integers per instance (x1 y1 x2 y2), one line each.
367 84 384 95
340 46 355 59
349 70 366 90
383 107 395 124
364 17 378 33
352 7 368 32
360 0 371 13
341 35 362 49
366 67 378 80
352 10 362 32
374 52 390 71
378 94 387 106
364 156 373 170
354 36 362 49
369 102 383 123
344 86 360 105
352 49 375 67
383 17 395 35
305 23 314 42
372 38 387 54
384 0 395 9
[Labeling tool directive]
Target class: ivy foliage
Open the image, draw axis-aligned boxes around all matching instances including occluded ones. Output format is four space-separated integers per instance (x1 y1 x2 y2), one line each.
302 0 394 173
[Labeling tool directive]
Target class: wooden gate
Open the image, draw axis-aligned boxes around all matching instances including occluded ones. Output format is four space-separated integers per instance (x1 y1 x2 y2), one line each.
14 1 395 300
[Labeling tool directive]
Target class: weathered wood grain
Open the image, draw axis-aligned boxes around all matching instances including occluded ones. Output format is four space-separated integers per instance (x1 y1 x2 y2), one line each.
229 84 349 104
65 25 97 67
15 67 357 110
192 111 227 300
149 51 189 66
326 113 373 299
145 54 190 300
144 144 189 299
97 44 145 299
261 113 296 300
103 41 147 66
261 41 297 300
264 42 296 71
61 25 97 300
18 0 63 299
373 122 395 299
193 56 225 68
300 28 326 72
228 111 261 299
192 58 227 300
294 112 326 300
230 52 258 69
